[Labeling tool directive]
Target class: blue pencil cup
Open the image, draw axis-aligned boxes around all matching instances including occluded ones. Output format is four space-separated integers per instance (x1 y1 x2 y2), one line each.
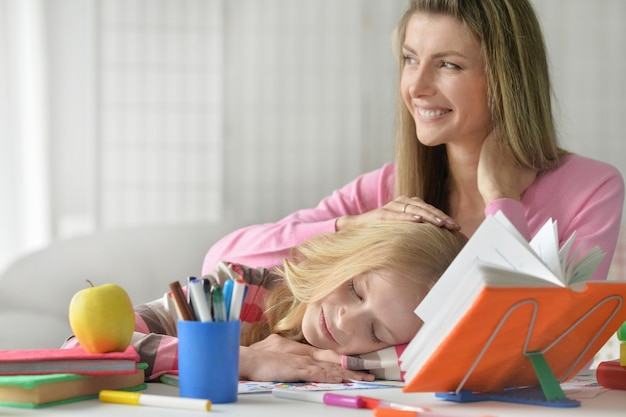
177 319 240 403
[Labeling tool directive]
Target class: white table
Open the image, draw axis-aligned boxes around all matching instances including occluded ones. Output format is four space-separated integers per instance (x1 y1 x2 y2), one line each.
4 375 626 416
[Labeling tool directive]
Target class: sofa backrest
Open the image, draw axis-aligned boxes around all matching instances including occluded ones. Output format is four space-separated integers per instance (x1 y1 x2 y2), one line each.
0 221 241 349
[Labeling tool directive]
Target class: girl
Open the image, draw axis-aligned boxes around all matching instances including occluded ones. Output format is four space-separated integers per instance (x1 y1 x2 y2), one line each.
65 221 466 382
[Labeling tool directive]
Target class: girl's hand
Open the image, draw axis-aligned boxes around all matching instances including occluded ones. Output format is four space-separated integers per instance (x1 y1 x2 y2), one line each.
249 334 341 364
239 346 375 383
335 196 460 231
478 129 537 204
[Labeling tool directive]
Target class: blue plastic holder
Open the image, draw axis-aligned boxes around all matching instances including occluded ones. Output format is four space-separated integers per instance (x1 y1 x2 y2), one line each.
435 350 581 408
436 387 580 408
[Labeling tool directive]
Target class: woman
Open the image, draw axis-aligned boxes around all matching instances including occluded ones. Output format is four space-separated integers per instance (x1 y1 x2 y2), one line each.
203 0 623 280
63 221 466 382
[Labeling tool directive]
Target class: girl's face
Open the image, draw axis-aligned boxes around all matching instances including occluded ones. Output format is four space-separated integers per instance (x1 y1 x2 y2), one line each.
400 12 491 150
301 269 424 355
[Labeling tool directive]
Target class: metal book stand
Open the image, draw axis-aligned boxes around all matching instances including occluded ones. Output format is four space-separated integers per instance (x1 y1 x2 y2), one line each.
435 296 623 408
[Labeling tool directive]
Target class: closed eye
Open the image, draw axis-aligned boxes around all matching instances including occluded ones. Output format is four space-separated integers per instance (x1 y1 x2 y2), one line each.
350 279 383 344
369 323 382 344
348 279 361 301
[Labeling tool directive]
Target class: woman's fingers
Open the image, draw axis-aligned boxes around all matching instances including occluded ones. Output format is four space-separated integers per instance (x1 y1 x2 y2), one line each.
393 197 461 230
336 196 461 231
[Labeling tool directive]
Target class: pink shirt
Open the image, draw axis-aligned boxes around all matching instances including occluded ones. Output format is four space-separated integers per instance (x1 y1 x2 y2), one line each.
204 154 624 281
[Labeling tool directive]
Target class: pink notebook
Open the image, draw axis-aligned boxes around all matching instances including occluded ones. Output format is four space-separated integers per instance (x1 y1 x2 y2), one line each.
0 346 139 376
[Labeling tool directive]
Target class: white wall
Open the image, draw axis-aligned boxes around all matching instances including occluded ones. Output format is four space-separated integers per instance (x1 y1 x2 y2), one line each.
220 0 403 225
43 0 405 237
533 0 626 184
46 0 97 236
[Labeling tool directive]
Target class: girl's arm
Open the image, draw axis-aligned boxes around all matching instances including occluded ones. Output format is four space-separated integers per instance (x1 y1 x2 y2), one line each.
239 345 374 383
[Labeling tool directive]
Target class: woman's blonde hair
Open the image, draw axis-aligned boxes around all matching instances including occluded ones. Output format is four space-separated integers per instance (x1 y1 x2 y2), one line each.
393 0 565 212
241 221 467 346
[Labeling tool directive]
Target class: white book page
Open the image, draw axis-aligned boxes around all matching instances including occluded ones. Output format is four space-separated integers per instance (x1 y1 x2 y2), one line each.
479 263 566 287
493 210 527 243
564 244 605 284
559 231 576 272
557 231 605 284
417 213 560 324
401 262 486 378
529 218 562 279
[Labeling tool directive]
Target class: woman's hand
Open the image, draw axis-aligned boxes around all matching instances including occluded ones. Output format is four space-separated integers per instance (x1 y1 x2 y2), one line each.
478 129 537 204
240 344 375 383
335 196 460 231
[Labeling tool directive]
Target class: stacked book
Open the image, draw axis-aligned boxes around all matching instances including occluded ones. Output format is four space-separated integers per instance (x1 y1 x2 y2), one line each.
0 346 145 408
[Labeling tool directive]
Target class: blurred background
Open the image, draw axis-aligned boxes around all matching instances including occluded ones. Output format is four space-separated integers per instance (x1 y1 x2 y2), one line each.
1 0 625 273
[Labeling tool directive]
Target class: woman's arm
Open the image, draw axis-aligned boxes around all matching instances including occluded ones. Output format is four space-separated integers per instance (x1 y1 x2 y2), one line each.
202 164 396 272
203 164 460 273
486 156 625 281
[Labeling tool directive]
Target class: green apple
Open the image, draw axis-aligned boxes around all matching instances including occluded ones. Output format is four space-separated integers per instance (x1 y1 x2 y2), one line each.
69 280 135 353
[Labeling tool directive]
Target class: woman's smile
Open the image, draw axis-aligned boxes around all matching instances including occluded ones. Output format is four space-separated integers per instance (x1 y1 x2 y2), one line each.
416 106 452 120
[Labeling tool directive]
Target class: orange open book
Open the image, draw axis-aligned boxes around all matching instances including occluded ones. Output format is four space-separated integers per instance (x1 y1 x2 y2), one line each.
400 213 626 394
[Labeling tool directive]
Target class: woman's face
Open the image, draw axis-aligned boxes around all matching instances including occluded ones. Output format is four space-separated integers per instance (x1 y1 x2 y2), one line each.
400 12 491 149
301 269 424 355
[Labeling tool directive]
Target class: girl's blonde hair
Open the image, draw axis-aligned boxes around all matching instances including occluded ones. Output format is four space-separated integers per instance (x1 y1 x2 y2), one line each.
393 0 565 212
241 221 467 346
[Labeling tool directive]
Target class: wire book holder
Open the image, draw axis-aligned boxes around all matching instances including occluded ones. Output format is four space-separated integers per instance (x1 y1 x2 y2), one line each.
435 295 624 408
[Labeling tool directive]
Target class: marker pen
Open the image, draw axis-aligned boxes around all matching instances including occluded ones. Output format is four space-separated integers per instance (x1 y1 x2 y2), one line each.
374 406 496 417
358 395 430 412
99 390 210 412
222 278 234 317
188 278 212 322
272 388 364 408
228 278 247 321
211 284 227 322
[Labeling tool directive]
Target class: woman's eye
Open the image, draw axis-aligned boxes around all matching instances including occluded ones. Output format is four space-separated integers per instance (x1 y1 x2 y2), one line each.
403 55 416 65
348 280 362 300
441 61 461 70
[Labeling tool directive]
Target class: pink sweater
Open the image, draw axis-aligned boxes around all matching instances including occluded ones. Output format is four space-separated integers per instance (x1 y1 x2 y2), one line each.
204 154 624 281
